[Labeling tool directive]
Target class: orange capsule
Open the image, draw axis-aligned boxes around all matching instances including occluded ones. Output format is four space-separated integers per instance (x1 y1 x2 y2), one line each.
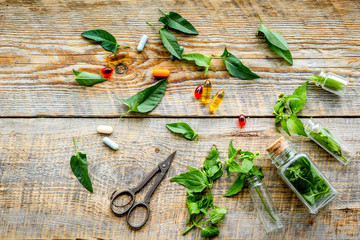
153 69 170 78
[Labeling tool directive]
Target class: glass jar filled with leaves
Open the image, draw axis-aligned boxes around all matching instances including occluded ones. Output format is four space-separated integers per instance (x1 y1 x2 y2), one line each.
304 119 355 165
307 71 348 96
224 141 283 233
266 137 338 214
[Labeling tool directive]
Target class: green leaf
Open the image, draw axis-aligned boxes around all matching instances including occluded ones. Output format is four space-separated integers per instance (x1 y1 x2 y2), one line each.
258 24 289 50
228 140 237 159
287 114 307 137
220 48 260 79
118 79 168 118
201 225 220 238
281 118 291 136
70 137 93 193
181 53 214 76
208 206 227 224
159 28 182 59
81 29 128 54
166 122 199 141
170 167 209 192
72 70 107 86
289 81 308 113
250 166 264 179
266 40 293 65
158 9 198 35
203 146 223 181
229 158 254 174
223 174 247 197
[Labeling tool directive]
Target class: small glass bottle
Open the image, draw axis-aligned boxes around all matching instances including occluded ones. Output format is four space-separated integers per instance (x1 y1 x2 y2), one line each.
304 119 355 165
247 176 283 233
310 71 348 96
266 137 338 214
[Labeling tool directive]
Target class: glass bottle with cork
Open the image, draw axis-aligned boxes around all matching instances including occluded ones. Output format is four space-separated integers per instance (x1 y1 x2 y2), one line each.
266 137 338 214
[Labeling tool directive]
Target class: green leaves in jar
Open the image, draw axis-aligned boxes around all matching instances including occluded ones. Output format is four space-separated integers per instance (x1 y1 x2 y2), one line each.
72 70 107 86
170 146 226 238
158 8 198 35
273 82 308 137
117 79 168 118
217 48 260 80
81 29 129 54
166 122 199 141
70 137 93 193
257 15 293 65
181 53 215 76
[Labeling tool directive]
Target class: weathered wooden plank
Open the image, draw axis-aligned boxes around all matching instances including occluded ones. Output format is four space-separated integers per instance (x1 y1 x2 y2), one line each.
0 0 359 117
0 118 359 239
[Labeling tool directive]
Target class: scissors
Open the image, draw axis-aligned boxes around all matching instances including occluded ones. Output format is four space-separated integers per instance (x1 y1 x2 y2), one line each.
110 151 176 229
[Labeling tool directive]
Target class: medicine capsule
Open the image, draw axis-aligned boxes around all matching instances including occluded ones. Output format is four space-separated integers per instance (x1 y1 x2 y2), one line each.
136 35 148 52
103 137 118 150
153 69 170 78
101 67 113 78
170 46 184 60
209 90 225 112
97 125 113 134
194 85 203 99
106 51 129 67
238 114 246 127
201 80 212 104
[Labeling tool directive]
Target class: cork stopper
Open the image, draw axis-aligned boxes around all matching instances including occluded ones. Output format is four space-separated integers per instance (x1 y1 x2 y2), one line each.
266 136 289 157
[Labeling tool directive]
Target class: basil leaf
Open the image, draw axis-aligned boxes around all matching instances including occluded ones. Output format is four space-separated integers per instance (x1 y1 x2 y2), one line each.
281 118 291 136
70 137 93 193
170 167 209 192
203 146 223 180
228 140 237 159
181 53 214 76
158 9 198 35
289 81 308 113
287 114 307 137
266 40 293 65
250 166 264 178
117 79 168 118
220 48 260 79
159 28 182 59
72 70 107 86
258 24 288 50
209 206 227 224
229 158 254 174
223 174 247 197
81 29 128 54
166 122 199 141
201 225 220 238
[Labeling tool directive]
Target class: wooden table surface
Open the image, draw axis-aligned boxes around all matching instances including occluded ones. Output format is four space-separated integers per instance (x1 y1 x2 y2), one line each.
0 0 359 239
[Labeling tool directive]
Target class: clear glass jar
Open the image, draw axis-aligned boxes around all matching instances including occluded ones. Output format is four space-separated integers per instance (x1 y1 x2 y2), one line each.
266 137 338 214
247 176 283 233
312 71 348 96
304 119 355 165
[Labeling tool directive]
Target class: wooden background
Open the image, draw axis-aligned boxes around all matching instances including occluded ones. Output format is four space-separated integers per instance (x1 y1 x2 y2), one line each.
0 0 359 239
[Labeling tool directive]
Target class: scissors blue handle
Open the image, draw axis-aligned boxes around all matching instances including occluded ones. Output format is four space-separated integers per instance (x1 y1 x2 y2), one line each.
110 151 176 229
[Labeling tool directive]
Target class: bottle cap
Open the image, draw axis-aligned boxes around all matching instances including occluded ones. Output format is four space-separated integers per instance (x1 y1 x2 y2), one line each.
266 136 288 157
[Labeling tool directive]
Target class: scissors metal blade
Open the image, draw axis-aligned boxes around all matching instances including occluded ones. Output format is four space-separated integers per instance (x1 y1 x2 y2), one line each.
158 151 176 172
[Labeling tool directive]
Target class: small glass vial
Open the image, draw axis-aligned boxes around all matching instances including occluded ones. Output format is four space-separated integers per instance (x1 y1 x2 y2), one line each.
247 176 283 233
266 137 338 214
304 119 355 165
312 71 348 96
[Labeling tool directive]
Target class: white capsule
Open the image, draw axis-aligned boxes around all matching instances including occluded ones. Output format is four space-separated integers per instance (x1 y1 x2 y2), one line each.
137 35 148 52
103 137 119 150
97 125 113 134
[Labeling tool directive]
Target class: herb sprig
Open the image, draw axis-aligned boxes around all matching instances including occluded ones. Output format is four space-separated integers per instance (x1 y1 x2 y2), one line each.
158 8 198 35
171 146 226 238
166 122 200 141
224 141 277 221
272 82 308 136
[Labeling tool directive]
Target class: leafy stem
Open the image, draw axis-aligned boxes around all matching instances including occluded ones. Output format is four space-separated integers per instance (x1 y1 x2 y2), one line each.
254 185 277 222
257 13 263 24
158 8 167 15
146 21 160 31
119 110 131 118
182 213 205 235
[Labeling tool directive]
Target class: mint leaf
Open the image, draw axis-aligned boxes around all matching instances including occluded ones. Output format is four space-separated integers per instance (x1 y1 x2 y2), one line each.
181 53 214 76
166 122 199 141
203 146 222 179
117 79 168 118
170 167 209 192
70 137 93 193
72 70 107 86
159 28 182 59
223 174 247 197
158 9 198 35
209 206 227 224
287 114 307 137
289 81 308 113
201 225 220 238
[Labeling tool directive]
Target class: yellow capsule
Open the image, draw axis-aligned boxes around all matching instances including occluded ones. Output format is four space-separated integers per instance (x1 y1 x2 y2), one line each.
201 80 212 104
209 90 225 112
106 51 129 67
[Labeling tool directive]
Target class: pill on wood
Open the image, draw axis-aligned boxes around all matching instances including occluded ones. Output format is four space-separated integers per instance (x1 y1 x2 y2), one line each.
97 125 113 134
103 137 119 150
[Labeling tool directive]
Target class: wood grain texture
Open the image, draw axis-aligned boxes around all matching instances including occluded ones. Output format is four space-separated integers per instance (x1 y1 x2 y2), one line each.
0 0 359 117
0 118 359 239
